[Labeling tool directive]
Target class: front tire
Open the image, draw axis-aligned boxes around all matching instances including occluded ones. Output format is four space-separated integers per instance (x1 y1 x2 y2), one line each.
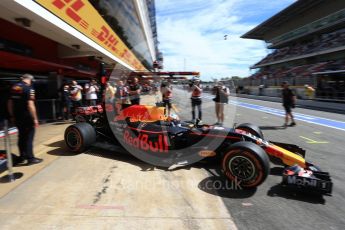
236 123 264 139
222 142 270 188
64 123 96 153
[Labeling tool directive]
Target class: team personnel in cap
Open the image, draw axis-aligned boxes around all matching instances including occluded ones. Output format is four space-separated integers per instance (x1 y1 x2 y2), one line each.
7 74 43 165
281 81 296 127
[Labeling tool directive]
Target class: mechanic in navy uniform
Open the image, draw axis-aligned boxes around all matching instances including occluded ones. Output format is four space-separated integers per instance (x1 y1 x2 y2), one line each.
128 77 141 105
281 81 296 127
7 74 43 165
61 84 72 120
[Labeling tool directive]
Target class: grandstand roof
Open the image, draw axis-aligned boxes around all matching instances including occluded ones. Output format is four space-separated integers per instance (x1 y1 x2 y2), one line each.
241 0 324 40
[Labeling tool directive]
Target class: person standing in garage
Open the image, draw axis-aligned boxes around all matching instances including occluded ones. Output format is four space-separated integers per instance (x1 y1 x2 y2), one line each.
61 84 72 120
7 74 43 165
84 79 99 106
128 77 142 105
115 79 129 113
70 80 83 116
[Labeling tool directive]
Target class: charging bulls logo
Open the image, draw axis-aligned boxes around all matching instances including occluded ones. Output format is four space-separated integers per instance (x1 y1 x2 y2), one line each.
11 85 23 94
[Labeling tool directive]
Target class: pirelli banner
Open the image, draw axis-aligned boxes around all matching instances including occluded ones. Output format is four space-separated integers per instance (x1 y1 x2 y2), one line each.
33 0 146 71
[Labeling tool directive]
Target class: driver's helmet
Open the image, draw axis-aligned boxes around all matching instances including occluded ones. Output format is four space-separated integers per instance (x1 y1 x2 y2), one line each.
167 113 180 122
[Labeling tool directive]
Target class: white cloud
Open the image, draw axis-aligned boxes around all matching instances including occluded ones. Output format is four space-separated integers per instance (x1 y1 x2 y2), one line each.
156 0 295 80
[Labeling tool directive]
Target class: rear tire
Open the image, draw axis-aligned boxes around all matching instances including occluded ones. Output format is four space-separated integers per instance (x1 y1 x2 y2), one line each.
65 123 96 153
222 142 270 188
236 123 264 139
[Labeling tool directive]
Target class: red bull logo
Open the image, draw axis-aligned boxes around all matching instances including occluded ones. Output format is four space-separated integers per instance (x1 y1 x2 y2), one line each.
123 130 169 153
12 85 23 94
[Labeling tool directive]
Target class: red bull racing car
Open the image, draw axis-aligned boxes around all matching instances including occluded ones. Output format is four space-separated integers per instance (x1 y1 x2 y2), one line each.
64 104 333 195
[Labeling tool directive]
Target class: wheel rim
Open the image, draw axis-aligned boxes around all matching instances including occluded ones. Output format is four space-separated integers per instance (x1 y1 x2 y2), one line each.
228 154 255 181
66 129 80 149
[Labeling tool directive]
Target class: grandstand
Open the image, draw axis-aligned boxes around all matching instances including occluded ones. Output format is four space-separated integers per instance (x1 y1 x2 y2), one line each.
241 0 345 101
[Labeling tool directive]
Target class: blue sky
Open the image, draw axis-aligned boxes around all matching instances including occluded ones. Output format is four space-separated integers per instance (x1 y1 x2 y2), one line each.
155 0 296 80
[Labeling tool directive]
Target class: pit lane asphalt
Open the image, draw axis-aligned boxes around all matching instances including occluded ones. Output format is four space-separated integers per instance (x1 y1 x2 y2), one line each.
173 88 345 230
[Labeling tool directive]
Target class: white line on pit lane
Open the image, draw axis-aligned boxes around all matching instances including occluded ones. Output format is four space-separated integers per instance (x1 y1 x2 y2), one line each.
201 95 345 132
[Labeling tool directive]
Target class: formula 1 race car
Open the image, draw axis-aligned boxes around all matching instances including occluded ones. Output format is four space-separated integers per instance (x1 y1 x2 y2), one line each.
64 104 333 195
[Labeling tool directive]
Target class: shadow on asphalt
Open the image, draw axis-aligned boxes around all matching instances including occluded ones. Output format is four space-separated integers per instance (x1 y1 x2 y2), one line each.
47 140 67 148
0 172 24 183
269 166 284 176
267 184 326 204
46 141 162 171
195 167 258 198
259 125 287 130
268 167 327 204
46 141 253 197
51 121 73 126
46 141 327 203
46 140 81 156
198 175 257 199
85 148 160 172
